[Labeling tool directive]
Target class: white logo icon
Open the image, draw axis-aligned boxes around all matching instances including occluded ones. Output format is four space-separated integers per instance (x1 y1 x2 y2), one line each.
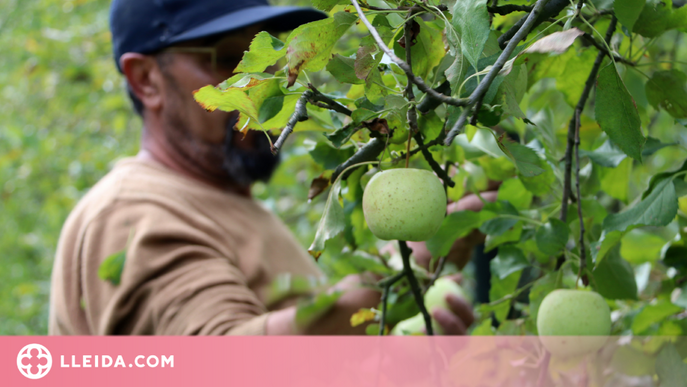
17 344 52 379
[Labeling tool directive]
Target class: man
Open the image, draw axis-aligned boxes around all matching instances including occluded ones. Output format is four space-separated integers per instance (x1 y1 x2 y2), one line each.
49 0 480 335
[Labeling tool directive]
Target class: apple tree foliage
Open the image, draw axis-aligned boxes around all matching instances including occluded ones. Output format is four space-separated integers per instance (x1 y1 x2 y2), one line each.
194 0 687 342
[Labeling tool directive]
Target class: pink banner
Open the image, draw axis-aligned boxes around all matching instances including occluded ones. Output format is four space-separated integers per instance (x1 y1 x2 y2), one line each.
1 336 676 386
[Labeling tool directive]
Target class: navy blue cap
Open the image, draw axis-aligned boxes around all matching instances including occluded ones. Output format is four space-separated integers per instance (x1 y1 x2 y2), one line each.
110 0 327 72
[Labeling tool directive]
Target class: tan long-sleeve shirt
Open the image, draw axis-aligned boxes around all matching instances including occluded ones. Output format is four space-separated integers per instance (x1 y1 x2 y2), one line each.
49 157 324 335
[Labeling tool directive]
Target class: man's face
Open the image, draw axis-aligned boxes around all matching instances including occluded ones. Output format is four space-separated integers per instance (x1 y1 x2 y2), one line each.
155 25 280 188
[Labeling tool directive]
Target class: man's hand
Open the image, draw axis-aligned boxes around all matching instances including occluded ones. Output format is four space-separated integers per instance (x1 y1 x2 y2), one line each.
410 190 498 270
422 274 475 335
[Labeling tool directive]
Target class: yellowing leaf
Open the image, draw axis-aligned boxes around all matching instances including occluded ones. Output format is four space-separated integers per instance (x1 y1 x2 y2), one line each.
350 308 377 327
193 85 260 128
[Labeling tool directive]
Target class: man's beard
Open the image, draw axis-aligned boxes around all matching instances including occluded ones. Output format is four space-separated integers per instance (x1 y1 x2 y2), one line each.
163 104 280 188
221 117 281 186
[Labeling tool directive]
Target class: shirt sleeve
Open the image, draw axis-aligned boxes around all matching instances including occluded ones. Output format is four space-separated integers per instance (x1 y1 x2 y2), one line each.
80 200 271 335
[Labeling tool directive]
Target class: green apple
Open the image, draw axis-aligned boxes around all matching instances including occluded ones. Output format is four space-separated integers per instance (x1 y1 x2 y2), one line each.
537 289 612 358
391 313 425 335
362 168 446 241
391 278 468 335
425 277 468 311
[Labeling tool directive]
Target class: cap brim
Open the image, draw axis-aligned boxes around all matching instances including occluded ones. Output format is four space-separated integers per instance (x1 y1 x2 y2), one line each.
168 6 327 44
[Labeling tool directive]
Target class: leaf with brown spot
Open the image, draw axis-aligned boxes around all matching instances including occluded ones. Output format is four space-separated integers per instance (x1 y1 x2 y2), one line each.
362 118 389 135
308 175 331 201
284 12 357 88
397 19 420 49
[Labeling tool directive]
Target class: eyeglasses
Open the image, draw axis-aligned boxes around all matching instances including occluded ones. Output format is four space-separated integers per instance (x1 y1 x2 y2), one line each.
161 42 244 74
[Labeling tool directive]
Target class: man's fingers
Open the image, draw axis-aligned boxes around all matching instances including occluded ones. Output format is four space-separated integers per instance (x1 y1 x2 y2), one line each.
432 307 467 335
446 294 475 328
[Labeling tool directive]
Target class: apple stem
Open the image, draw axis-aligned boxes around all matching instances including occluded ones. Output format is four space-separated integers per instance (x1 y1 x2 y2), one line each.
399 240 434 335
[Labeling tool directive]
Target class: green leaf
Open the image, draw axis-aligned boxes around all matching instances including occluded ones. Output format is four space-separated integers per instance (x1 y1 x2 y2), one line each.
98 249 126 285
478 156 516 181
311 0 349 12
497 64 528 119
479 201 520 236
491 245 529 279
656 343 687 387
351 108 377 124
258 95 284 123
308 178 346 259
235 32 286 73
325 125 361 148
646 69 687 119
295 291 342 329
489 270 522 322
485 223 522 252
326 55 365 85
364 67 387 106
591 230 624 264
528 273 557 330
528 48 596 107
426 210 496 257
603 177 678 233
675 283 687 309
632 301 685 334
398 19 446 81
471 319 495 335
580 140 627 168
620 229 667 264
594 63 645 161
592 245 638 300
418 111 443 141
615 0 647 30
535 218 570 256
600 157 632 202
497 178 532 210
519 159 555 196
308 141 355 170
633 0 672 38
497 139 545 177
286 12 358 84
451 0 490 70
643 159 687 199
643 136 677 157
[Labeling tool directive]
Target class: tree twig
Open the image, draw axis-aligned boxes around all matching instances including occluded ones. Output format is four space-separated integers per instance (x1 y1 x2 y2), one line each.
445 0 552 146
560 16 617 223
424 256 448 292
349 0 469 108
330 138 386 182
558 16 616 270
399 241 434 335
404 14 420 170
581 33 635 66
497 0 569 49
378 272 405 335
307 83 352 116
573 110 588 286
414 133 455 187
272 90 312 154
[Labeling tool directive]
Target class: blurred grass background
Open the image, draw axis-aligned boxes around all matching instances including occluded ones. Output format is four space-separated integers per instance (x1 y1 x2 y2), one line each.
0 0 333 335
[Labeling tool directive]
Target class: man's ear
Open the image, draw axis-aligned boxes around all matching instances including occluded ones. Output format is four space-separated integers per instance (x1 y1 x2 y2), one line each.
120 53 164 113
